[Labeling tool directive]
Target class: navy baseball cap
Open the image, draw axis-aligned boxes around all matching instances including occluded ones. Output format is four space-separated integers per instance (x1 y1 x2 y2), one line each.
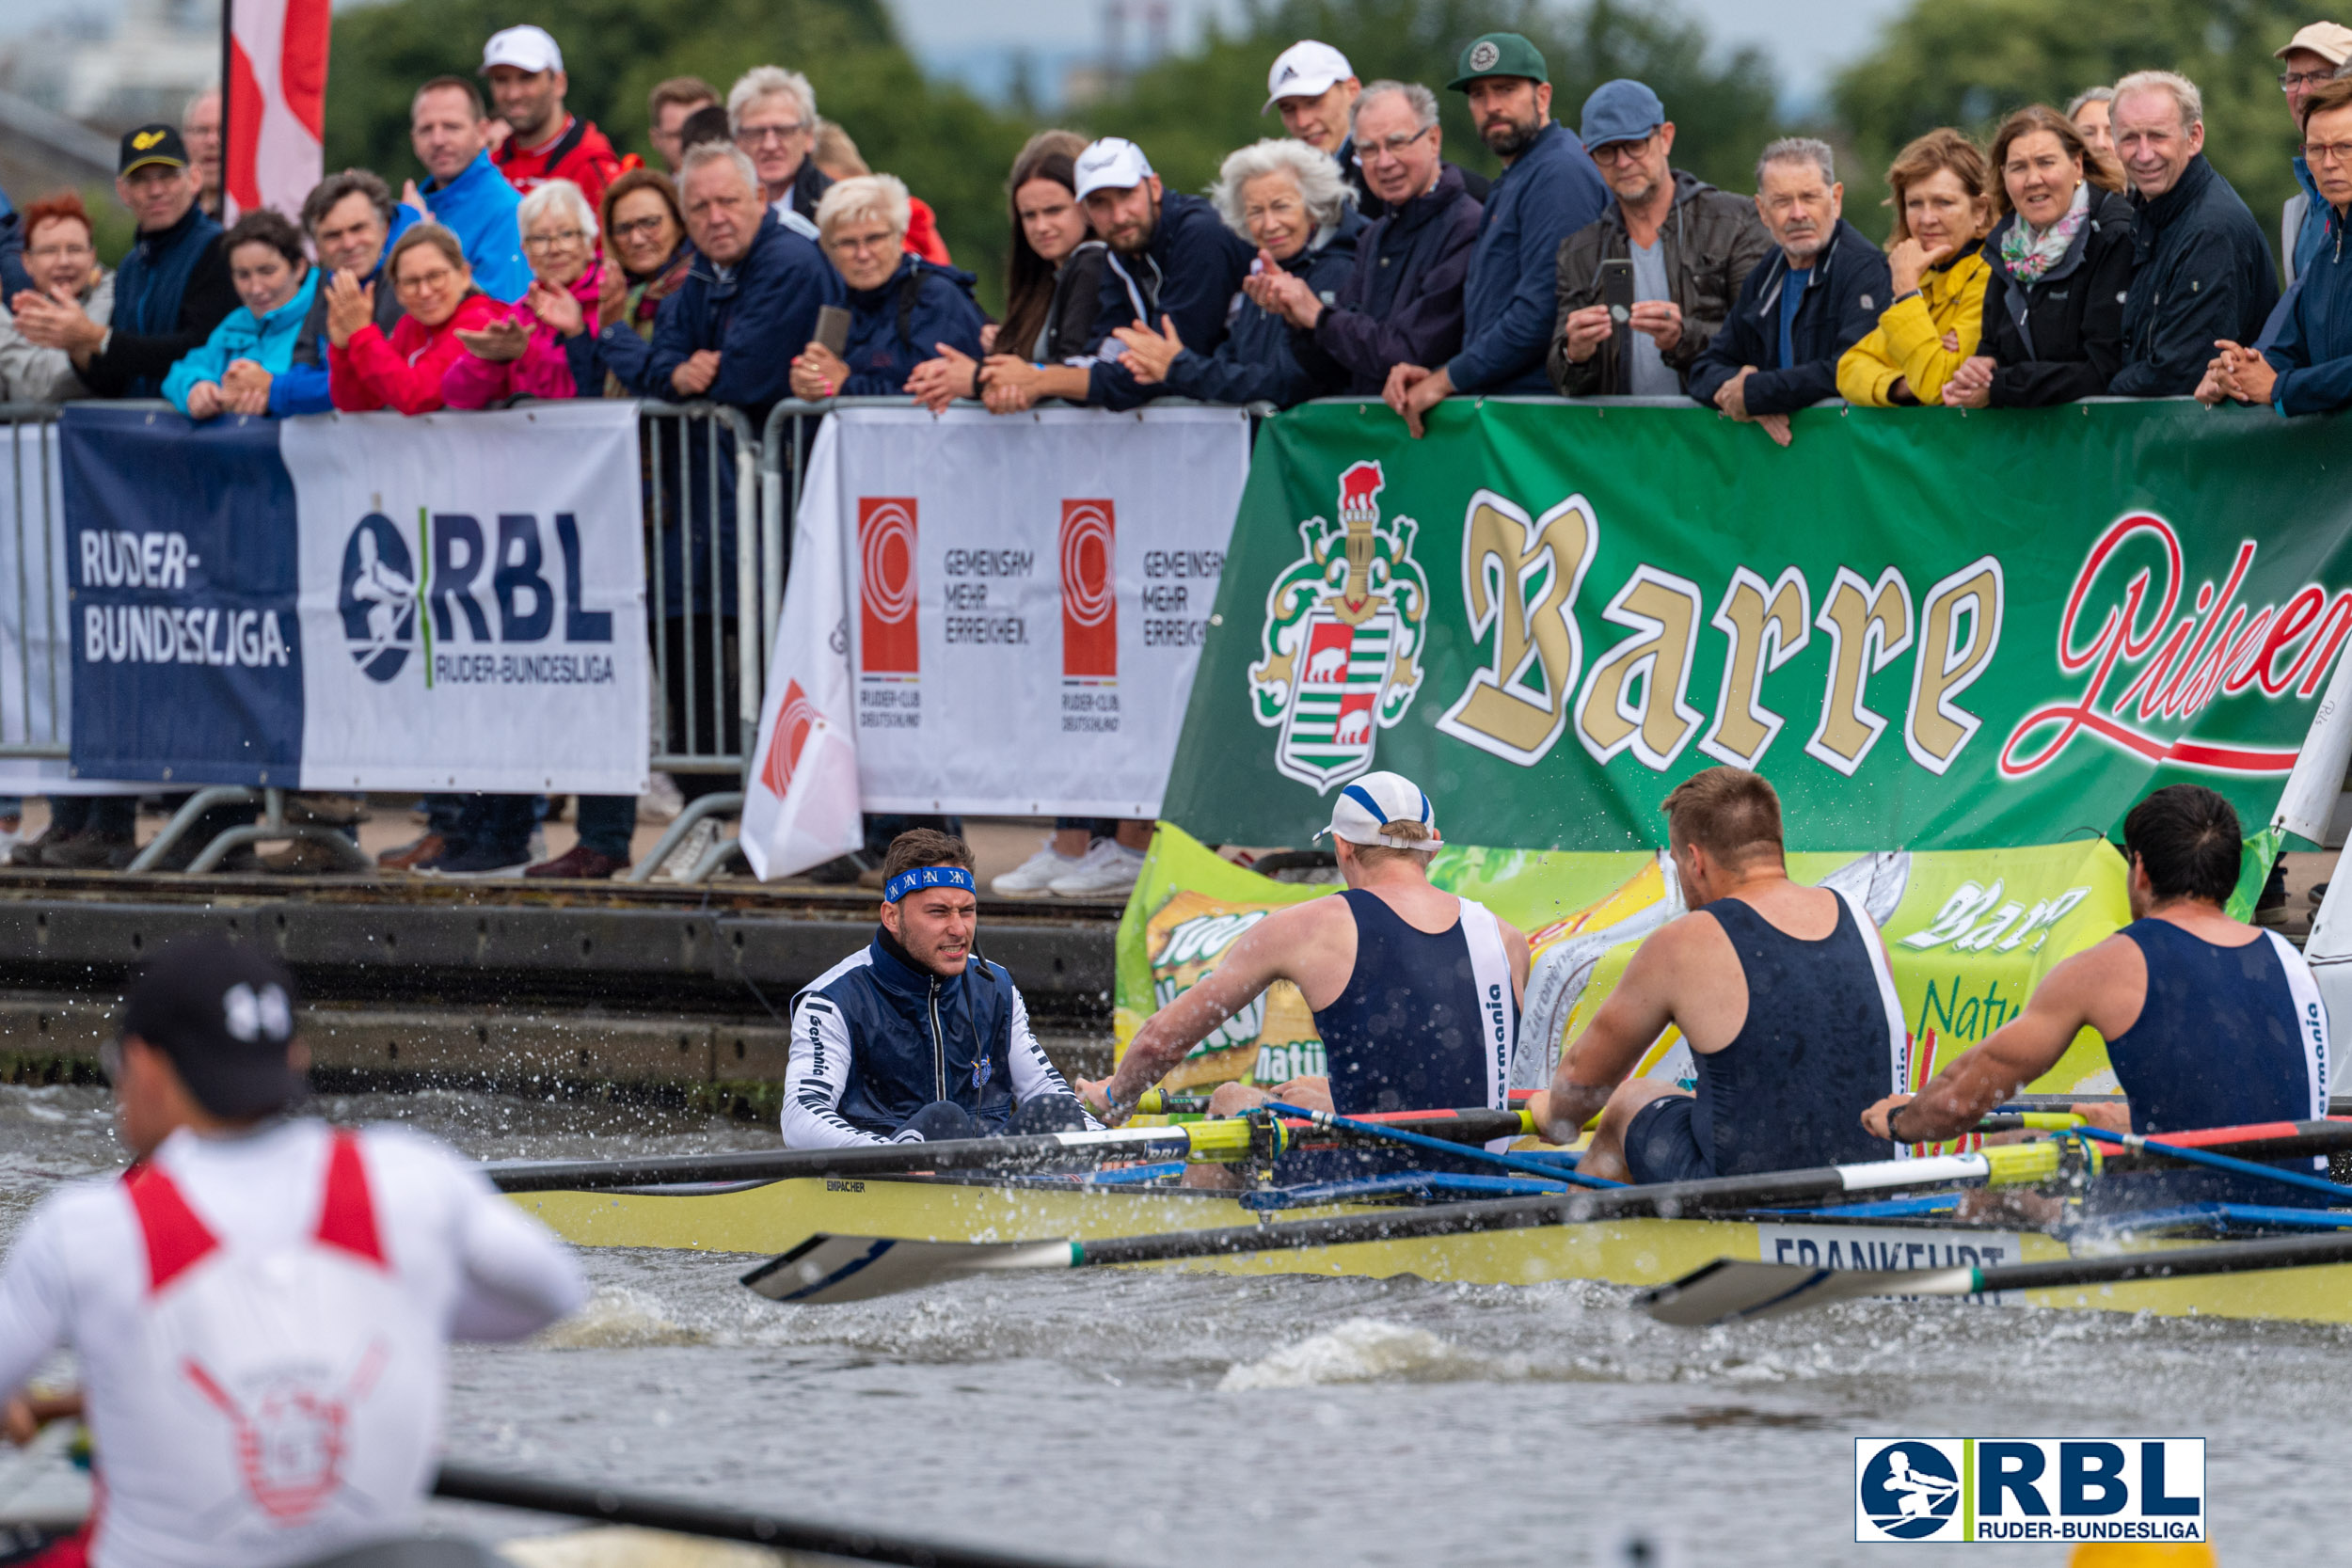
1581 79 1665 150
119 937 304 1117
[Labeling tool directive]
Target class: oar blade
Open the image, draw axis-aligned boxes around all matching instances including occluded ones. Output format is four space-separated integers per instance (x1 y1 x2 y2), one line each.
741 1234 1078 1305
1638 1259 1974 1326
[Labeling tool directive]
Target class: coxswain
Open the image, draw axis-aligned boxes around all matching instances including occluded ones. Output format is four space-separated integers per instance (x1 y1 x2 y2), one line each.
0 936 586 1567
783 830 1093 1146
1528 766 1907 1180
1077 772 1528 1127
1864 784 2329 1202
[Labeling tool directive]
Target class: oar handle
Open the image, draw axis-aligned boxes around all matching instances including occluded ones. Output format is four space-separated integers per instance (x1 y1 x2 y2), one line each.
431 1464 1094 1567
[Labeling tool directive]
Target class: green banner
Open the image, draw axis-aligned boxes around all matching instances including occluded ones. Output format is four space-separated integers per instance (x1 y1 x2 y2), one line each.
1166 401 2348 850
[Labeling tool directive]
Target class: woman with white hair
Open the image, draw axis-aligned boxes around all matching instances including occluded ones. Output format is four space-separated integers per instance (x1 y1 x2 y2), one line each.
789 173 986 404
1111 137 1359 408
444 177 611 405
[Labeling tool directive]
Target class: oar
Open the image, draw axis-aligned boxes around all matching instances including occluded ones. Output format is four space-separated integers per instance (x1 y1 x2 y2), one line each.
739 1141 2075 1306
1261 1101 1616 1188
1638 1229 2352 1327
483 1106 1526 1193
2070 1124 2352 1201
432 1463 1095 1567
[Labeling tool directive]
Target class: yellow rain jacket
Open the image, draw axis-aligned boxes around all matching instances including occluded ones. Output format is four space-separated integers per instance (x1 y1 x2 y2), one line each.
1836 242 1990 407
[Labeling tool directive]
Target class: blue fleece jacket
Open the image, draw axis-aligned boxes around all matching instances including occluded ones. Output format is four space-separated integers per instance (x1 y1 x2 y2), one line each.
1447 121 1609 393
836 255 988 395
162 266 321 415
1686 218 1892 416
2263 200 2352 415
419 150 532 304
1087 190 1256 409
1162 211 1361 407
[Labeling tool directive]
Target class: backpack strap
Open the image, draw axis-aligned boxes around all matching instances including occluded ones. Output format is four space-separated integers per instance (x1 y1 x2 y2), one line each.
896 268 925 352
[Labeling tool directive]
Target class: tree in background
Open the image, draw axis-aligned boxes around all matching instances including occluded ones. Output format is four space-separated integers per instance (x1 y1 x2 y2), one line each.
1100 0 1779 201
1833 0 2312 245
325 0 1034 304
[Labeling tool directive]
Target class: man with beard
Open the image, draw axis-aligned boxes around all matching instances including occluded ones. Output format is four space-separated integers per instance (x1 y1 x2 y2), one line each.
1386 32 1608 436
978 136 1254 410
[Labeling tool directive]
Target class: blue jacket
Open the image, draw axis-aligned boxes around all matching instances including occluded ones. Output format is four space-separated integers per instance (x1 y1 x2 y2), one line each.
420 150 532 304
1162 210 1360 407
276 205 418 416
1448 121 1609 393
1088 190 1256 409
837 255 988 395
1687 218 1892 416
0 188 27 302
2256 158 2331 352
83 203 234 399
2262 200 2352 415
646 210 838 617
1295 165 1482 395
2111 154 2279 397
782 932 1073 1146
162 266 321 415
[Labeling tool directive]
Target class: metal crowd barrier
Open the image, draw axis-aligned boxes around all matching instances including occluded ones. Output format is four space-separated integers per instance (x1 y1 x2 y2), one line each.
0 404 69 774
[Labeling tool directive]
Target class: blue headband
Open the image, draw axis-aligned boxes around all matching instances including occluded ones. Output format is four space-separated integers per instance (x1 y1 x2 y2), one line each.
884 864 977 903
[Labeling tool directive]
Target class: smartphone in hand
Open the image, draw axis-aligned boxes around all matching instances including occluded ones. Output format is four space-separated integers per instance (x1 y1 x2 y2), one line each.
816 306 851 357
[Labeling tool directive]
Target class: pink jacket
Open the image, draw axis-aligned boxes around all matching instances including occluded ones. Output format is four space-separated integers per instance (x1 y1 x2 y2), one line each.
439 261 610 409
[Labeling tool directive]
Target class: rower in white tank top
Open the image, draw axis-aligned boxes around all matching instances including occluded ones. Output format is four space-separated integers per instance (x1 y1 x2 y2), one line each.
0 937 585 1568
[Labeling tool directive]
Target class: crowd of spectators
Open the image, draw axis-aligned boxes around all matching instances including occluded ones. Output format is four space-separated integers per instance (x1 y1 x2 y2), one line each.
4 20 2352 900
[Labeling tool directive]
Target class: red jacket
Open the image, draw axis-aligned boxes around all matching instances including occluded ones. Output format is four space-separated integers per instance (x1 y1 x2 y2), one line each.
904 198 951 266
441 261 609 408
494 116 629 212
329 293 507 414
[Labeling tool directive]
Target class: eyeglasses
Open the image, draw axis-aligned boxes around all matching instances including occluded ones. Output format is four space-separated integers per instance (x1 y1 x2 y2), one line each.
1352 124 1434 165
735 123 806 147
2304 139 2352 166
829 229 898 255
27 243 94 261
395 265 458 293
1590 136 1656 166
2283 69 2339 92
522 227 588 250
611 214 671 240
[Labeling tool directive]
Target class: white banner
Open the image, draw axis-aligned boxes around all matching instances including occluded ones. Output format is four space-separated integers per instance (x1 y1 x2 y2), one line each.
742 405 1249 879
282 403 649 793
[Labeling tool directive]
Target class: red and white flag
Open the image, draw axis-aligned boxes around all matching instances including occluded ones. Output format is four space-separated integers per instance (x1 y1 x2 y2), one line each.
740 420 865 879
225 0 330 220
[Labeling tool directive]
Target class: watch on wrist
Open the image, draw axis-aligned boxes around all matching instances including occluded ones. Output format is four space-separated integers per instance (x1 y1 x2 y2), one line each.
1885 1101 1914 1144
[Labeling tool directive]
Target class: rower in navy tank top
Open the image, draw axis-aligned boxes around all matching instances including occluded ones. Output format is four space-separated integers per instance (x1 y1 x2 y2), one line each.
1869 784 2330 1206
1079 773 1529 1159
1529 767 1909 1184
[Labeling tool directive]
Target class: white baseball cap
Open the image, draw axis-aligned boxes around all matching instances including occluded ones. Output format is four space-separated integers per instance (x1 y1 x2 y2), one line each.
1263 40 1355 113
1318 771 1439 849
1074 137 1154 199
482 24 564 75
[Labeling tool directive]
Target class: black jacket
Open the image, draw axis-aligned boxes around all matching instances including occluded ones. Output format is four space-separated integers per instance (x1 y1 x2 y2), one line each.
2111 154 2279 397
1295 163 1482 394
1340 147 1490 221
80 204 236 399
1041 240 1108 361
1687 218 1891 416
1979 186 2137 406
1548 168 1775 396
1088 190 1255 408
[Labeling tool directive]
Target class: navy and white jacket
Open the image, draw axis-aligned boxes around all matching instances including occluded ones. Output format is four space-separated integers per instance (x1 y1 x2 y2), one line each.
783 931 1075 1148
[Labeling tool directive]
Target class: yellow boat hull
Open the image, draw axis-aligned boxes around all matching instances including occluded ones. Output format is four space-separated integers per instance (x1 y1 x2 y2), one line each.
511 1177 2352 1325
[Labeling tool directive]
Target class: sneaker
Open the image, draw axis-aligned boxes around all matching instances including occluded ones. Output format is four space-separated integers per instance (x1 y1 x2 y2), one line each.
262 838 363 876
1046 838 1146 900
993 839 1087 898
429 842 532 877
638 773 685 824
377 832 445 870
2312 881 2332 907
658 817 718 880
526 844 629 880
9 826 81 867
45 832 137 871
285 793 368 828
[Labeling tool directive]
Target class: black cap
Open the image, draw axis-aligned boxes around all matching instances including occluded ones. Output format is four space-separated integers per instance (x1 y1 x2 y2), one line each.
120 937 304 1117
119 123 190 177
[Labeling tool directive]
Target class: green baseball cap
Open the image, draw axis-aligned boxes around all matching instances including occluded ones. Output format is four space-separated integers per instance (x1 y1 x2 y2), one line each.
1447 32 1548 90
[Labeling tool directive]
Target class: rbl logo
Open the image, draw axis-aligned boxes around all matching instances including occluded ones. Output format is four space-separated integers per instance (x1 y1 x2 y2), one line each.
858 498 918 675
1855 1438 2204 1544
338 512 610 684
1060 499 1117 679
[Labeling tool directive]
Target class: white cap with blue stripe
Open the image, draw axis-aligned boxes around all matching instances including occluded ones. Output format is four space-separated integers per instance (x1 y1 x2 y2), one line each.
1317 770 1439 848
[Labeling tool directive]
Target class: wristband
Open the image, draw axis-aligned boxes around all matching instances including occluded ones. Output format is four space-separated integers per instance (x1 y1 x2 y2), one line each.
1885 1101 1915 1144
1891 289 1922 307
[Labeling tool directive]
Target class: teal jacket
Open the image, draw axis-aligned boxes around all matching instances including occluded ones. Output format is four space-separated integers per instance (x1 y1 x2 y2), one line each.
163 267 321 417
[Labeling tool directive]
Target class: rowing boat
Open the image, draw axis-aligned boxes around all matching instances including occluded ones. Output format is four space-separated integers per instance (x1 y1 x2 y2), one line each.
503 1112 2352 1325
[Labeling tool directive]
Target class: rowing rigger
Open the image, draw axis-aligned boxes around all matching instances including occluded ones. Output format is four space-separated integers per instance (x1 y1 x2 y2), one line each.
738 1118 2352 1307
